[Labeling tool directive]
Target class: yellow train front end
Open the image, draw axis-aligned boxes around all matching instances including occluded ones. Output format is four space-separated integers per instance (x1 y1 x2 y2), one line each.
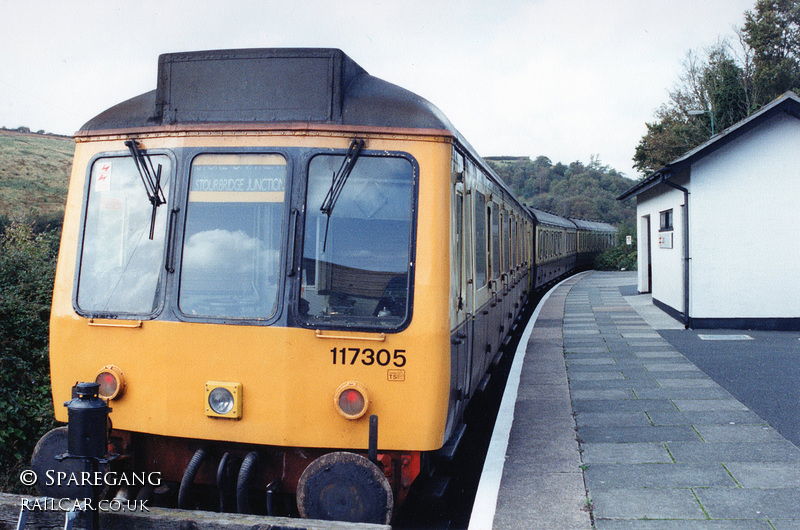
38 48 464 524
52 132 451 449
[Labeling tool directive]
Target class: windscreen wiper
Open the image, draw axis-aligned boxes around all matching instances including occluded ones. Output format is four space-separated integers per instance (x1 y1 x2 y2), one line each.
320 138 365 251
124 139 166 240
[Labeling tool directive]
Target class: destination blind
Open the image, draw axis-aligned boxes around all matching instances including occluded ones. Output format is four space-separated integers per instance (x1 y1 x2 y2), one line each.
189 154 286 203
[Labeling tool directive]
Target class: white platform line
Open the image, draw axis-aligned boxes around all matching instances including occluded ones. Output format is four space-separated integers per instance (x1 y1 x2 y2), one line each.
467 275 576 529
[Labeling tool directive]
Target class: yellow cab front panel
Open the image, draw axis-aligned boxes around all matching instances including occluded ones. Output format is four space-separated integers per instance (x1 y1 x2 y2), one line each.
50 132 452 452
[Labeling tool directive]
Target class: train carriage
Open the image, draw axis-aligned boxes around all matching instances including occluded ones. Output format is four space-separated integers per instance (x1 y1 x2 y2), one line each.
36 48 536 524
531 208 578 288
570 218 618 270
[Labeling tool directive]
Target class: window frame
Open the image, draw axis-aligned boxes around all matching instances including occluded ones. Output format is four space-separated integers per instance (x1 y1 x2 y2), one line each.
294 148 420 333
175 150 292 324
73 149 177 320
474 191 488 289
660 209 674 232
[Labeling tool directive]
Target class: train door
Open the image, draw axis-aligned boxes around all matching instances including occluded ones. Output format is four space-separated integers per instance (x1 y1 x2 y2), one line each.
486 200 502 370
470 187 490 394
451 150 472 417
460 182 474 386
500 208 512 339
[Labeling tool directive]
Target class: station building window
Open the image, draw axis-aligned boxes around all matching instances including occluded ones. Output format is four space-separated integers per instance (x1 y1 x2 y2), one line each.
660 209 673 231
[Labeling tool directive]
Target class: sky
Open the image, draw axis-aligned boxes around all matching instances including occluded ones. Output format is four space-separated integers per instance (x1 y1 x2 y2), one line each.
0 0 756 180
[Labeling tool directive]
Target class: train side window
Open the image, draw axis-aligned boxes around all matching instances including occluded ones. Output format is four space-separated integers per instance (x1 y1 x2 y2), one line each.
486 203 493 279
455 191 464 300
504 213 511 272
499 210 506 274
300 153 415 329
474 192 487 287
490 204 500 279
76 154 173 316
537 229 543 261
178 154 287 320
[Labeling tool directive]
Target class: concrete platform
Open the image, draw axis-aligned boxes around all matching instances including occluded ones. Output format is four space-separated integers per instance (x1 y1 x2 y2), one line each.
470 271 800 529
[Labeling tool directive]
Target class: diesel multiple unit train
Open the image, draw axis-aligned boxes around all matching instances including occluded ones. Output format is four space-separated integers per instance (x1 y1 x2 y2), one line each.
33 49 616 524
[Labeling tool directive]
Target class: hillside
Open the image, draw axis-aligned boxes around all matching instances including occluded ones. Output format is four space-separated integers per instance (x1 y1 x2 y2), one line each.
486 156 636 227
0 130 73 222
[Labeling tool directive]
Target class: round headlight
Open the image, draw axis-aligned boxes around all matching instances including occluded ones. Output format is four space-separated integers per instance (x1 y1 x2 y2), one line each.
208 387 234 415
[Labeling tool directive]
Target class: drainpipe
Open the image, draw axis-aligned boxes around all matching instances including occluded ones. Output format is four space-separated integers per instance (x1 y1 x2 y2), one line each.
659 174 690 328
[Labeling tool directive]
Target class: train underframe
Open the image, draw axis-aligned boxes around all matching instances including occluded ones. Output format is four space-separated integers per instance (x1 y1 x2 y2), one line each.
32 426 422 524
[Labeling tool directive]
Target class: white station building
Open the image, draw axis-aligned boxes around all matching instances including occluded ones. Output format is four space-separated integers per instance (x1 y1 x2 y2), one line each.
619 91 800 330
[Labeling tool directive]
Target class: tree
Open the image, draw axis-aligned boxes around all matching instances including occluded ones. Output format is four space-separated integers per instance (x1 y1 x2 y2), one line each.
704 47 751 131
634 42 752 176
742 0 800 105
633 105 707 175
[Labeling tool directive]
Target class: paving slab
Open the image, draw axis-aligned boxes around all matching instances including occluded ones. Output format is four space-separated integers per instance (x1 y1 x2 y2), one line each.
695 488 800 520
647 409 767 426
667 441 800 463
580 442 673 464
578 425 700 443
589 488 707 520
584 463 737 489
574 412 653 427
725 462 800 488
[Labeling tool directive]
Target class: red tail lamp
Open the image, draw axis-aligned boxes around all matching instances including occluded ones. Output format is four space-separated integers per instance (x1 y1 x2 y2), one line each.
334 381 370 420
94 365 125 400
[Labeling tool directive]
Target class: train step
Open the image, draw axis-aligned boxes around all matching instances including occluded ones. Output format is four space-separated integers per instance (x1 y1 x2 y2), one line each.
438 423 467 462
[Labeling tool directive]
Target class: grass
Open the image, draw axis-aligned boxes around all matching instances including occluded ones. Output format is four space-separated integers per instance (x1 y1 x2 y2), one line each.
0 130 73 220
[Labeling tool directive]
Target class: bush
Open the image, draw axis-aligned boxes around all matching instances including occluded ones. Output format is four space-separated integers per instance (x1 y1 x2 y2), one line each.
596 231 638 271
0 222 58 492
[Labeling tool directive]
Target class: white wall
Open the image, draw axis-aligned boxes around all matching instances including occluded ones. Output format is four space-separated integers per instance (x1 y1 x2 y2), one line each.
689 113 800 318
636 185 686 314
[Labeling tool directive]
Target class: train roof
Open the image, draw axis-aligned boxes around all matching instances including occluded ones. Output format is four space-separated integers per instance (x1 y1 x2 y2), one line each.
530 208 576 229
569 218 618 232
78 47 523 209
80 48 459 134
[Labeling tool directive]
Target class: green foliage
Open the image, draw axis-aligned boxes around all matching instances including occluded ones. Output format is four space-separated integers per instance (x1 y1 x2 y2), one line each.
704 51 751 129
633 106 708 175
633 44 750 176
596 226 638 271
743 0 800 105
0 222 59 492
487 156 636 226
